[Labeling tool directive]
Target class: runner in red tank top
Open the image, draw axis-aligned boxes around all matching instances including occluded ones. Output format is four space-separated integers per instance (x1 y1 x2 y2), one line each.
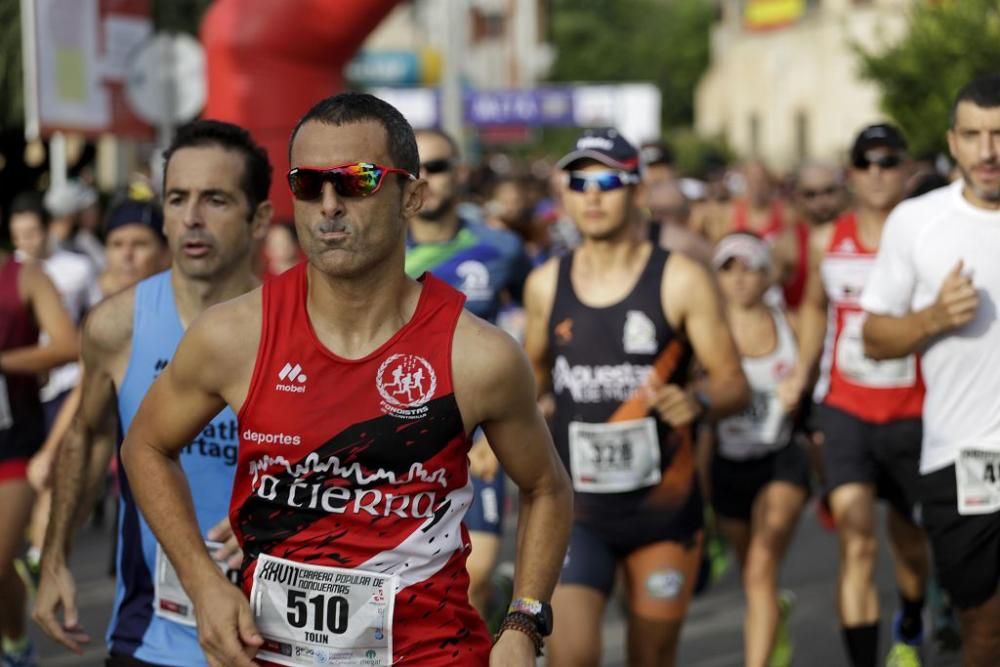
0 251 77 664
121 93 572 667
785 125 930 667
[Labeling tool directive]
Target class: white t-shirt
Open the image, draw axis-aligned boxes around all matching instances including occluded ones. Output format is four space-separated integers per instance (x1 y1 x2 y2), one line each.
861 180 1000 473
16 249 101 403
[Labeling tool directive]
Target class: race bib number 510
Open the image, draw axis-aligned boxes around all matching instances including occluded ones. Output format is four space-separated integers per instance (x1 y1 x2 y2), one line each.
251 554 396 666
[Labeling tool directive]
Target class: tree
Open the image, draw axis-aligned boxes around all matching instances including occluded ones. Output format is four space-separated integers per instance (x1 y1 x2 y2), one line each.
547 0 715 130
0 0 23 131
856 0 1000 158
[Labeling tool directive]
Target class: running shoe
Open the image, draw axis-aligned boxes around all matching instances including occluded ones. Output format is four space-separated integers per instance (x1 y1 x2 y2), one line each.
0 640 38 667
769 590 795 667
887 610 923 667
12 558 37 598
885 642 922 667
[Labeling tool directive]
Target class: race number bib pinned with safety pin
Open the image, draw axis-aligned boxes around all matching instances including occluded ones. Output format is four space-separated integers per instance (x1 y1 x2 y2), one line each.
836 312 916 388
568 417 662 493
251 554 396 667
955 448 1000 515
154 541 239 626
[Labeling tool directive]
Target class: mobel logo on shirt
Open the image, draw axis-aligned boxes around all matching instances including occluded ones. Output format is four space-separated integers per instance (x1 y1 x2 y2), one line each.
276 362 308 393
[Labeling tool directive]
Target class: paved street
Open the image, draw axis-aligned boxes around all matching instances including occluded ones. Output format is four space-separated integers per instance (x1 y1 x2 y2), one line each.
29 498 961 666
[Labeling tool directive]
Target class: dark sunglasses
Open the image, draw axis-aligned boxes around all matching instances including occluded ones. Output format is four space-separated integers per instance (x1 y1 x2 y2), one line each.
420 158 453 175
853 153 902 171
566 170 639 193
800 185 840 199
287 163 416 200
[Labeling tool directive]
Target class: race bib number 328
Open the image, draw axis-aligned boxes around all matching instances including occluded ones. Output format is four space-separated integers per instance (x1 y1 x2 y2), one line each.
251 554 396 666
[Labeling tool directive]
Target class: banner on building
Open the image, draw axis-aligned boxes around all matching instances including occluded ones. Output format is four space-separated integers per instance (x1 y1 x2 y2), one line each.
744 0 806 31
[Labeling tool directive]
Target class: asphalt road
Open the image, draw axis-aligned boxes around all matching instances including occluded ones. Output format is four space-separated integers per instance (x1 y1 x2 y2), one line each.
28 497 961 666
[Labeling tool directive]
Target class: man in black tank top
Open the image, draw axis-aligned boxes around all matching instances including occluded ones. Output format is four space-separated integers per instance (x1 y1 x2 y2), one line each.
523 128 750 667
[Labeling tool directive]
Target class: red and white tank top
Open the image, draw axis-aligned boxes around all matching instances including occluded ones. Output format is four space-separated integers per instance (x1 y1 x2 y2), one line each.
814 212 924 423
233 262 490 666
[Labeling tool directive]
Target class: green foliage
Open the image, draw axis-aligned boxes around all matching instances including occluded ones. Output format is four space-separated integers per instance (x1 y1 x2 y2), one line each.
856 0 1000 158
0 0 23 130
548 0 715 129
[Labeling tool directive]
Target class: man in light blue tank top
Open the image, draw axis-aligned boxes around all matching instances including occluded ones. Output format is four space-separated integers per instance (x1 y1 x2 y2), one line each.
33 120 274 667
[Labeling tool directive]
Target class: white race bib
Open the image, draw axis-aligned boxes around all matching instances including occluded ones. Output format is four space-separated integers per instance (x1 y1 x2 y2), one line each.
251 554 396 666
0 376 12 431
836 311 916 388
568 418 661 493
154 541 239 626
955 448 1000 515
717 391 789 460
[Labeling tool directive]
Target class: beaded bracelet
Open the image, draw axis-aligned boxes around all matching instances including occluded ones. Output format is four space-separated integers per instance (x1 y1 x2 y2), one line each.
495 611 544 656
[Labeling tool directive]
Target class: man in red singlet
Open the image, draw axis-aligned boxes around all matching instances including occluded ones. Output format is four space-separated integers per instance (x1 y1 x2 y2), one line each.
0 250 77 665
120 93 573 667
694 160 810 312
785 124 929 667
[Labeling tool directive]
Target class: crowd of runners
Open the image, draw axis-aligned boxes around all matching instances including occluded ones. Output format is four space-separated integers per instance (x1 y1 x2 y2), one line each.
0 72 998 667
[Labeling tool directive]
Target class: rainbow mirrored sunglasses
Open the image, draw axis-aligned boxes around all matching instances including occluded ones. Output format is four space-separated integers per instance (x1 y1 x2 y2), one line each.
287 162 417 200
565 170 640 193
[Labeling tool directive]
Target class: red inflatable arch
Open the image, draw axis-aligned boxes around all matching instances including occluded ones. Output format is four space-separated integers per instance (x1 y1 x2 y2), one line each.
201 0 403 221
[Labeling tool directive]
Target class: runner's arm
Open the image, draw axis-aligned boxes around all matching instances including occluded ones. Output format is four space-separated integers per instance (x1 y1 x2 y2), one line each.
665 253 749 421
35 295 130 651
787 228 829 394
0 263 77 374
455 316 572 606
522 259 558 398
120 302 261 666
863 262 976 359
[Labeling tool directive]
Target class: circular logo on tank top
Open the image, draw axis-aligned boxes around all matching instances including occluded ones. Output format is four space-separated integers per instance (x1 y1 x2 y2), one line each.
376 354 438 419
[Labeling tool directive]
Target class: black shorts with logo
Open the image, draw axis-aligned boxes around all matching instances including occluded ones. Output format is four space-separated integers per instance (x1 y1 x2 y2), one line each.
814 403 922 521
711 443 812 522
920 464 1000 610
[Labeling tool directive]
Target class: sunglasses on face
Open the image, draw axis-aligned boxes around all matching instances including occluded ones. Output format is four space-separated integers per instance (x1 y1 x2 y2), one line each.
566 170 639 193
853 153 903 171
800 185 840 199
287 163 416 200
420 158 453 175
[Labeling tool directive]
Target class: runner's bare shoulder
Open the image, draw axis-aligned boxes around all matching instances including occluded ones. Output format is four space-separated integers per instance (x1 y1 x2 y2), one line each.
524 256 560 316
452 310 535 423
183 287 264 379
81 285 138 361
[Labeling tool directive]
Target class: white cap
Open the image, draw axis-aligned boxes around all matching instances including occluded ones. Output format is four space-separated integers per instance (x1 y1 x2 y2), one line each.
712 233 771 271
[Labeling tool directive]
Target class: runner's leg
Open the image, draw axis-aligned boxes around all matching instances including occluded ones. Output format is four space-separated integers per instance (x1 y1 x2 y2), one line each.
623 534 702 667
742 482 807 667
548 524 616 667
958 590 1000 667
830 482 880 667
885 508 928 639
0 478 35 649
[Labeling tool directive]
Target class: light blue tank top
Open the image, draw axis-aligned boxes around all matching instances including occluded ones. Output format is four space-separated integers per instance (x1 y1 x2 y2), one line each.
107 270 238 665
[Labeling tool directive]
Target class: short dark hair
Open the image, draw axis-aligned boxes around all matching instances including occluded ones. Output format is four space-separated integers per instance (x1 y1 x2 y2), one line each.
163 120 272 213
10 192 50 229
951 73 1000 127
289 93 420 176
414 128 460 161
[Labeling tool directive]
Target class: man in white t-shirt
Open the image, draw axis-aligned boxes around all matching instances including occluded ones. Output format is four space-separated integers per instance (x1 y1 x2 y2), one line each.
861 73 1000 667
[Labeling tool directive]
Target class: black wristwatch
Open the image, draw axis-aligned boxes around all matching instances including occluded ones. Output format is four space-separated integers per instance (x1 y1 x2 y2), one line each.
507 597 554 636
692 389 712 420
